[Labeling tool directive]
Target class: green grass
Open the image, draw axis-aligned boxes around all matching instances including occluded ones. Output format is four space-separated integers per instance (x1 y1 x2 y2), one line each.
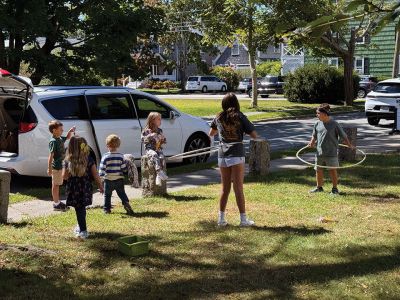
163 99 365 121
1 154 399 299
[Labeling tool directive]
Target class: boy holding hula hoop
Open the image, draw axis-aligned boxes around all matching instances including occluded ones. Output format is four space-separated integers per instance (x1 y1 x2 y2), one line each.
308 104 353 195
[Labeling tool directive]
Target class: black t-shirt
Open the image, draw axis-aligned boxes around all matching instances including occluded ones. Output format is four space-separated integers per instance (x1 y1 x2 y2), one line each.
211 112 255 158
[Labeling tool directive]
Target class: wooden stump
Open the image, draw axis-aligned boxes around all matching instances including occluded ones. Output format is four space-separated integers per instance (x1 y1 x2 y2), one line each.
248 138 270 176
141 156 167 197
0 170 11 223
339 127 357 162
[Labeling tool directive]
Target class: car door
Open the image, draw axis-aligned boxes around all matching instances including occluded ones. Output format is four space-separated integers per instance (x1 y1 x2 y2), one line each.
84 90 142 159
131 94 183 156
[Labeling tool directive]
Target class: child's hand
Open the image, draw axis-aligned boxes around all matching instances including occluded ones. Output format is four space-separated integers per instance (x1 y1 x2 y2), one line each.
47 168 52 176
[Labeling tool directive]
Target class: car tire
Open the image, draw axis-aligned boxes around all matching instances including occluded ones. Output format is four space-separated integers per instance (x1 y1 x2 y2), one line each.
260 95 269 98
247 89 252 98
367 117 380 126
221 85 227 92
358 89 367 98
202 86 208 93
183 133 210 164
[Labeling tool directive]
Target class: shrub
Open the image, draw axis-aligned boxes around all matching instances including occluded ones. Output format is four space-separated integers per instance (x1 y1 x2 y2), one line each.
210 66 241 91
257 61 281 77
284 64 359 104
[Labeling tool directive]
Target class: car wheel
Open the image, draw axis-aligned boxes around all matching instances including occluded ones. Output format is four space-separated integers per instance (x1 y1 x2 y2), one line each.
183 133 210 164
358 89 367 98
247 89 252 98
221 85 226 92
367 117 380 126
202 86 208 93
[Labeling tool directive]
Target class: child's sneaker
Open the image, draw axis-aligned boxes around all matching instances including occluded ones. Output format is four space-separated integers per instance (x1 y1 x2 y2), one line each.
103 208 111 214
309 186 324 193
157 170 168 181
330 187 340 195
217 220 228 227
73 225 80 237
78 231 89 239
156 175 162 186
53 202 67 211
239 218 255 227
123 203 134 215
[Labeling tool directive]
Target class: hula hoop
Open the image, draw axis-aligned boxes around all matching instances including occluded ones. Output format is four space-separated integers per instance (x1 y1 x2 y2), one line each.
296 144 367 169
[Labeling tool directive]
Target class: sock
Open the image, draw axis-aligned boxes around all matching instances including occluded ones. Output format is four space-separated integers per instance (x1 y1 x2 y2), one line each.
218 211 225 222
53 201 60 206
240 213 247 222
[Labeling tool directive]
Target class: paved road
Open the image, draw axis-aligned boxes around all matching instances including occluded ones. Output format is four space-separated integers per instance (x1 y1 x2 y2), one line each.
254 112 400 153
157 93 286 100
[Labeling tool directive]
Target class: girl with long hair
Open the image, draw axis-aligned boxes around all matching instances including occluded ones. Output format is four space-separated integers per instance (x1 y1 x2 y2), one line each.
63 136 103 239
141 112 168 185
209 93 257 226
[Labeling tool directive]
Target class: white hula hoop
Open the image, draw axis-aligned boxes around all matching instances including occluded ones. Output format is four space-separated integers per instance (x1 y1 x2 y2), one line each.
296 144 367 169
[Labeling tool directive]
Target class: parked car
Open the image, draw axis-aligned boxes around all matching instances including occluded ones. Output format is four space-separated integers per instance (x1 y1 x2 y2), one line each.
0 71 211 177
247 75 285 98
358 75 378 98
365 78 400 126
185 76 227 93
238 77 262 93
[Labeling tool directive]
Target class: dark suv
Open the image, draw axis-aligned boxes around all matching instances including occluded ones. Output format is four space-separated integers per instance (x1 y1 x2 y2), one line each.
247 75 285 98
358 75 378 98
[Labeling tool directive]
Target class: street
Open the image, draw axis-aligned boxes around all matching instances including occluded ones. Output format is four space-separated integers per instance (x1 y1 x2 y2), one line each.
157 93 287 100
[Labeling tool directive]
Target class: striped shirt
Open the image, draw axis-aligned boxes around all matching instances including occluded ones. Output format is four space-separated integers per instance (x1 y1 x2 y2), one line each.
99 152 127 180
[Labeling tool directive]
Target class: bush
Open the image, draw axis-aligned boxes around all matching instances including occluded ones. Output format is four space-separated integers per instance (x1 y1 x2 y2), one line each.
139 79 179 89
210 66 241 91
284 64 359 104
257 61 281 77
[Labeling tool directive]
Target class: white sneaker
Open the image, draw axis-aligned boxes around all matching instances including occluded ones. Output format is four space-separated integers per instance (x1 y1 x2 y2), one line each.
157 170 168 181
217 220 228 227
240 218 255 227
73 225 80 237
156 175 162 186
78 231 89 239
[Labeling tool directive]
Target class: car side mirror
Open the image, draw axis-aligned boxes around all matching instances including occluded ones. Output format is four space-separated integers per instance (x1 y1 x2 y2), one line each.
170 111 180 120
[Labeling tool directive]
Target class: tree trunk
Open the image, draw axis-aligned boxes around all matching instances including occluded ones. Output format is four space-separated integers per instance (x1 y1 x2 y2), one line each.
247 5 257 108
0 31 6 68
343 28 355 106
392 29 400 78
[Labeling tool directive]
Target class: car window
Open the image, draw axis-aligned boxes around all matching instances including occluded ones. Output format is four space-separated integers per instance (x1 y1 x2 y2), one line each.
264 77 278 83
187 77 198 81
42 96 88 120
133 96 169 119
374 83 400 93
86 94 135 120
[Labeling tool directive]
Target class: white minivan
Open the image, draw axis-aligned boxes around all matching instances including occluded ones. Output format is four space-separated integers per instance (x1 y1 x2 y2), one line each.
0 70 211 177
185 76 227 93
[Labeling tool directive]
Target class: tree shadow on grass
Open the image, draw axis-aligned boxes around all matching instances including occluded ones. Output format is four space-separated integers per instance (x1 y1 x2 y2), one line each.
4 220 32 228
164 194 209 202
115 211 169 218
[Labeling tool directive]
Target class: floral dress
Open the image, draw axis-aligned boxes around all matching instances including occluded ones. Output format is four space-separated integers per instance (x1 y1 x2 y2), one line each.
141 128 167 171
64 157 95 208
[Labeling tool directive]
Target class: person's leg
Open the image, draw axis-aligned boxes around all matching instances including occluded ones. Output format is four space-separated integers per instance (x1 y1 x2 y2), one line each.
75 206 87 232
103 180 113 212
328 169 338 188
115 179 129 204
52 183 60 203
316 169 324 187
231 163 245 213
219 166 232 212
147 150 162 171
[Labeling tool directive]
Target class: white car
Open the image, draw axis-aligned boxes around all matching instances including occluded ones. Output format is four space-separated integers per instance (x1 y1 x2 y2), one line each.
185 76 227 93
0 71 211 177
365 78 399 126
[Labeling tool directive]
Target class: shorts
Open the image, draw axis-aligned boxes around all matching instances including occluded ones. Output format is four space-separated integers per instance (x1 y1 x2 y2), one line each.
218 157 245 168
52 169 63 185
314 156 339 170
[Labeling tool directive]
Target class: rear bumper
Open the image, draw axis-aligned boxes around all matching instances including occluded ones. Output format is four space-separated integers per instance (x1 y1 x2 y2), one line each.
365 111 395 120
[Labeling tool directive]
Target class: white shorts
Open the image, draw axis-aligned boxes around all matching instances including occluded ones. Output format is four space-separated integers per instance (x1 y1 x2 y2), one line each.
218 157 245 168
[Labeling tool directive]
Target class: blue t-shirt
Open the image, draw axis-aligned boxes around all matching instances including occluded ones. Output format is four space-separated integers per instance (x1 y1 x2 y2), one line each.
211 112 255 158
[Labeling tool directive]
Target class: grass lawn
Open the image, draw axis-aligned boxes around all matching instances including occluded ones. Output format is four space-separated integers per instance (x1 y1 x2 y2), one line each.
1 154 399 299
162 99 365 121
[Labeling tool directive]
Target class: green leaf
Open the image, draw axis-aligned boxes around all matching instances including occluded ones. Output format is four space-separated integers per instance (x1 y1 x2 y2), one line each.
307 15 334 29
346 0 370 12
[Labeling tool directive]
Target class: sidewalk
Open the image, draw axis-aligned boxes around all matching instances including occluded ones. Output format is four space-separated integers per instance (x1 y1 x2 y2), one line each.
7 157 308 223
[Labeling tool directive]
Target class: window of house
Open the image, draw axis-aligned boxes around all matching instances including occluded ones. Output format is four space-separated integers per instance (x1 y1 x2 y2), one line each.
327 57 339 68
42 96 88 120
354 57 364 74
274 45 280 53
232 43 240 56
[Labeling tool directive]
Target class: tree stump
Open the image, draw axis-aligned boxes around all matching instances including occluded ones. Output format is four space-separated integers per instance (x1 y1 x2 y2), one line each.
248 138 270 176
339 126 357 162
0 170 11 223
141 156 167 197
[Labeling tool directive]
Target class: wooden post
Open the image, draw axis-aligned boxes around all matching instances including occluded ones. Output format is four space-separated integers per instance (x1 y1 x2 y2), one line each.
141 156 167 197
339 127 357 162
0 170 11 223
248 138 270 176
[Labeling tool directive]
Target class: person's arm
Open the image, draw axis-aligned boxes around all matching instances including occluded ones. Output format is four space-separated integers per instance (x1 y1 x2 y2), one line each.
91 164 104 193
336 123 354 149
209 127 218 137
66 126 76 140
248 131 257 139
308 123 317 147
62 166 70 180
47 152 54 176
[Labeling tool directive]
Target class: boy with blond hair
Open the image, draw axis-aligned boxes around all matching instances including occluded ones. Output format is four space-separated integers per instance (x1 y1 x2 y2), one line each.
48 120 75 210
99 134 134 215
